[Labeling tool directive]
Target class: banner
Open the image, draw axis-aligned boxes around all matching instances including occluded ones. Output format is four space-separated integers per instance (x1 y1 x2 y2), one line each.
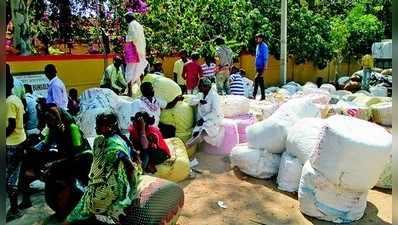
14 72 49 97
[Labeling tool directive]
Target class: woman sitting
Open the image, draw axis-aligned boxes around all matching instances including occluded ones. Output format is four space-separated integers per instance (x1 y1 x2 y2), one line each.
128 111 171 173
63 112 141 225
186 77 223 148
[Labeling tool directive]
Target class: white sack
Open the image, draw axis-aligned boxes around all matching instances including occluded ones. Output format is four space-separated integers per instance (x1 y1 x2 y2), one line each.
320 84 336 94
369 85 388 97
77 107 110 138
220 95 250 118
79 88 119 112
286 118 326 163
298 162 368 223
230 144 281 179
277 152 303 192
247 98 320 153
115 97 139 131
248 100 279 121
370 102 392 126
376 155 392 189
310 115 392 191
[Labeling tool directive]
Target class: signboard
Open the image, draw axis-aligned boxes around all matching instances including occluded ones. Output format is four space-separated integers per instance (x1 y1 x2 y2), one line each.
13 72 49 98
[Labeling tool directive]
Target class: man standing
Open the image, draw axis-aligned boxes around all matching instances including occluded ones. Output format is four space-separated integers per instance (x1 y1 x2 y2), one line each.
6 64 27 221
100 55 128 95
214 37 233 95
23 84 39 135
182 52 203 94
253 33 269 100
124 12 148 85
45 64 68 110
173 50 189 94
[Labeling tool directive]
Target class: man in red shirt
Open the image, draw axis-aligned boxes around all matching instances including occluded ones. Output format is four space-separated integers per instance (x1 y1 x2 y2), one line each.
182 52 203 94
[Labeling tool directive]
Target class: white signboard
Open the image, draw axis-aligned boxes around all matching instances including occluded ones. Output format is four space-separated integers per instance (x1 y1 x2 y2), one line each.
14 72 49 98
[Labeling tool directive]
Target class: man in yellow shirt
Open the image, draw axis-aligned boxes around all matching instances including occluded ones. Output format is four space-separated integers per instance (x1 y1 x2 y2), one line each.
173 50 188 94
100 55 128 95
6 64 27 221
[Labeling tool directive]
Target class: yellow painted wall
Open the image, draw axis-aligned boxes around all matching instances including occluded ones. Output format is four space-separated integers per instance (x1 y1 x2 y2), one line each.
8 58 110 95
8 54 361 95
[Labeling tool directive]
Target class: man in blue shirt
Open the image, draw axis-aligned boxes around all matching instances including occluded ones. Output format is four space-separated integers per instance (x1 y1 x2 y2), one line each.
253 33 269 100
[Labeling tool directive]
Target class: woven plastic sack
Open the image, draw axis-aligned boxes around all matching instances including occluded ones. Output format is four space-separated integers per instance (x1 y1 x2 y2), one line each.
375 155 392 189
115 96 138 131
160 101 194 138
298 161 368 223
249 100 278 121
277 152 303 192
230 144 281 179
219 95 250 118
320 84 336 94
369 86 388 97
370 102 392 126
335 101 372 121
77 107 110 138
286 118 326 164
352 95 383 107
120 175 184 225
227 114 256 143
142 74 182 103
155 138 190 182
310 115 392 191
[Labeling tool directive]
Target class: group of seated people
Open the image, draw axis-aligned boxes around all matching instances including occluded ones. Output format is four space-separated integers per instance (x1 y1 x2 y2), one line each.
7 59 222 225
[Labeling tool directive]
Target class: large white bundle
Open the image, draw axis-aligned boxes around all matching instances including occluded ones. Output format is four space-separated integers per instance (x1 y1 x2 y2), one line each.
320 84 336 94
303 82 318 90
376 155 392 189
247 98 320 153
370 102 392 126
304 93 331 105
310 115 392 191
249 100 279 121
277 152 303 192
369 85 388 97
298 162 368 223
77 107 110 138
286 118 326 163
220 95 250 118
79 88 119 112
115 97 139 131
230 144 281 179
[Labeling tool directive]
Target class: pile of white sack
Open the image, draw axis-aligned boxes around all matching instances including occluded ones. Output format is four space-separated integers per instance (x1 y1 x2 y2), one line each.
280 115 392 223
219 95 250 118
77 88 138 137
230 97 321 179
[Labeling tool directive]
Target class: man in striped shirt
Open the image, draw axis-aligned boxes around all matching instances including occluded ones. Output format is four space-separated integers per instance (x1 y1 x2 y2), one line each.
215 37 233 95
229 66 245 96
201 56 217 83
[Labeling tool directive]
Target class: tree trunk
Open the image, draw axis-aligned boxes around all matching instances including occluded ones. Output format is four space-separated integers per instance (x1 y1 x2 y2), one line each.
11 0 31 55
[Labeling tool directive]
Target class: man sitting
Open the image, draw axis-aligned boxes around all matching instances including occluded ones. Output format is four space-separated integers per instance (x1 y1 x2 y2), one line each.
100 55 128 95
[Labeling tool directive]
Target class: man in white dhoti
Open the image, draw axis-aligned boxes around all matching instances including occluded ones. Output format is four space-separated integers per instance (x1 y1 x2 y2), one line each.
186 77 223 148
124 12 148 92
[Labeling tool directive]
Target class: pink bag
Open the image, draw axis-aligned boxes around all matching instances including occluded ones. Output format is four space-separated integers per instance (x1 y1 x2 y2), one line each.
227 114 256 143
202 119 239 156
124 42 140 64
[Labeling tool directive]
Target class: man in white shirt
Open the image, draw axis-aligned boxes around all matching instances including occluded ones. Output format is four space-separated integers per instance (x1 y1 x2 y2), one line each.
132 82 184 126
44 64 68 110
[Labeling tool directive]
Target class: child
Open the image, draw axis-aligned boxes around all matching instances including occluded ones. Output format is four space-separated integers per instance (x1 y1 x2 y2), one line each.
67 88 80 116
182 52 203 94
128 111 171 173
229 66 245 96
201 55 217 83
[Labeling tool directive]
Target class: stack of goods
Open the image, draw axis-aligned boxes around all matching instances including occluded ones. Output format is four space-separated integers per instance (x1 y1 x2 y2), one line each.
281 81 302 95
219 95 250 118
230 98 321 179
142 74 182 103
155 138 190 182
202 119 239 156
277 118 325 192
298 115 392 223
248 99 279 121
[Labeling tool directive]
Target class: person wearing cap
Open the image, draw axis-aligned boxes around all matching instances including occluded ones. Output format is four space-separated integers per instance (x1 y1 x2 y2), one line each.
100 55 128 95
186 77 223 148
214 37 233 95
253 33 269 100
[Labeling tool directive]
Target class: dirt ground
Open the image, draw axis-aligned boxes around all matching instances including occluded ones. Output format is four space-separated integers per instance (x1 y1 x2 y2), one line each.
8 152 391 225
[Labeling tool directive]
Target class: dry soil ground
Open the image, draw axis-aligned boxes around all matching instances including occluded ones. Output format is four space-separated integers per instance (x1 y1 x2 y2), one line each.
8 152 392 225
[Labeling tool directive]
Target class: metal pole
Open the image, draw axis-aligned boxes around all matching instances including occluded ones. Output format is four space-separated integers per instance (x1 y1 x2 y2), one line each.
280 0 287 85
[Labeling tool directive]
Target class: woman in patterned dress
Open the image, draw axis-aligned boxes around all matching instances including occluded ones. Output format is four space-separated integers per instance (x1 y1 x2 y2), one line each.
63 112 142 225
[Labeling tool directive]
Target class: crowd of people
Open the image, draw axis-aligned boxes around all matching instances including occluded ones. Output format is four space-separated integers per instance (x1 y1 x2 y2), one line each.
5 11 270 224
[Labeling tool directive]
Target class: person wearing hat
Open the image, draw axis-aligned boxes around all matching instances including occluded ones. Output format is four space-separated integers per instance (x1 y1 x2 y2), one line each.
253 33 269 100
186 77 223 148
100 55 128 95
214 37 233 95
